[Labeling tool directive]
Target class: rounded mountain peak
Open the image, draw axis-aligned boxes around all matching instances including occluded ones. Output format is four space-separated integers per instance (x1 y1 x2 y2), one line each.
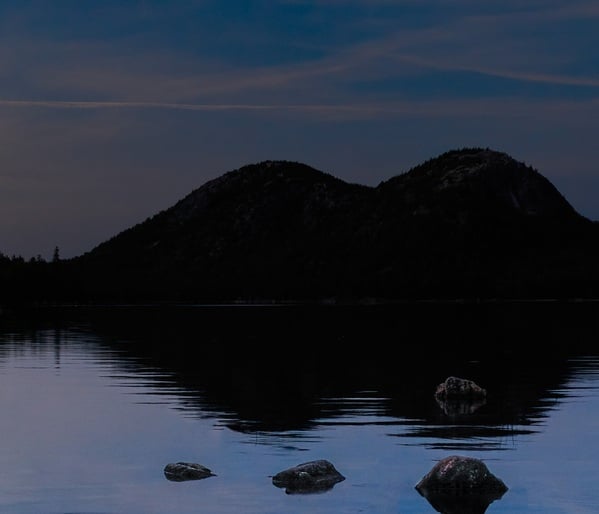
379 147 580 219
167 159 363 224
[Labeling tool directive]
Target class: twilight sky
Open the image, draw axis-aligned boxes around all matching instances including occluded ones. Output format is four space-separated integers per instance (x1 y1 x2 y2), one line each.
1 0 598 260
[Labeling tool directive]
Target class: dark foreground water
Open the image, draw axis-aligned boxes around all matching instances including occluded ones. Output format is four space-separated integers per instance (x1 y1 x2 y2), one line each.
1 301 598 514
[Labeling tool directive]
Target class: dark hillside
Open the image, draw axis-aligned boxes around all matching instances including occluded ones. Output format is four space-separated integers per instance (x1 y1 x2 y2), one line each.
3 148 599 305
72 160 373 301
358 148 598 298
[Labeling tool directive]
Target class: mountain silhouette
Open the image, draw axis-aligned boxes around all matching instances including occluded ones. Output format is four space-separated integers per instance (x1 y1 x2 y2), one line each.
4 147 599 304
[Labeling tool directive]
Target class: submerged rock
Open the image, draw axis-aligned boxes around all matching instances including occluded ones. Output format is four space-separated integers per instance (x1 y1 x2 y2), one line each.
164 462 216 482
272 459 345 494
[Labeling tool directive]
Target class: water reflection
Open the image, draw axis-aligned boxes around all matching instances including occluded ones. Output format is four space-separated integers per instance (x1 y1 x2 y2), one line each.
2 302 597 450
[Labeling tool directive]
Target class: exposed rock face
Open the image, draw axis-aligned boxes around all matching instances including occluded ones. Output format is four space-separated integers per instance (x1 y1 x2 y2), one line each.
435 376 487 399
272 459 345 494
163 462 216 482
415 455 508 514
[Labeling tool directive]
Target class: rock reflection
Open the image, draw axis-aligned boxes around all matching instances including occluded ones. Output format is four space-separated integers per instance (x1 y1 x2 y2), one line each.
435 396 487 416
275 480 341 495
417 488 507 514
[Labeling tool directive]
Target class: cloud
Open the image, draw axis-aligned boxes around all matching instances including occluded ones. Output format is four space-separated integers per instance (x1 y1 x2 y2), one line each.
2 0 597 113
2 95 598 123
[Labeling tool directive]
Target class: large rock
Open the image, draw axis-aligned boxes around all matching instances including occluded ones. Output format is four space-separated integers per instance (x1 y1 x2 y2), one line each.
415 455 508 514
272 459 345 494
416 455 507 492
163 462 216 482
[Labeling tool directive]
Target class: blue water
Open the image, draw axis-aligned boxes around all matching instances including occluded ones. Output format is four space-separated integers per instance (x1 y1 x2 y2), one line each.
0 303 598 514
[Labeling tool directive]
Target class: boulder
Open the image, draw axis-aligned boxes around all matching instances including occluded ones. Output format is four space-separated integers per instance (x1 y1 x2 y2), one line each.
415 455 507 493
415 455 507 514
164 462 216 482
272 459 345 494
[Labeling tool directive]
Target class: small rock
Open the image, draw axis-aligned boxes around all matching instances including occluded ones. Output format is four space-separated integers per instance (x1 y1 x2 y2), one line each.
435 376 487 399
272 459 345 494
164 462 216 482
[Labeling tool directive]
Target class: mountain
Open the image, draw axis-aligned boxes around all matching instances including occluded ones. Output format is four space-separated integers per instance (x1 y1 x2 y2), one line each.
5 147 599 305
59 146 598 303
72 160 373 301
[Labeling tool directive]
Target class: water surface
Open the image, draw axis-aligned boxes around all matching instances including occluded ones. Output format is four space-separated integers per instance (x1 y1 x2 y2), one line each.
1 302 598 513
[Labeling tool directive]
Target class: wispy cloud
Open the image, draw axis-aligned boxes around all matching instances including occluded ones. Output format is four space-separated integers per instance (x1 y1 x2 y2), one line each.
0 100 288 110
2 96 598 122
387 54 599 88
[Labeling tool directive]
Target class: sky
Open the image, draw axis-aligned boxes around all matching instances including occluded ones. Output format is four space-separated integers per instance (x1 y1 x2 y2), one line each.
1 0 598 260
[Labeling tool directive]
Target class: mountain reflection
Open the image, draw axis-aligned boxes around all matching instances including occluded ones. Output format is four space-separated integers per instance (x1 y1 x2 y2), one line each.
4 301 598 450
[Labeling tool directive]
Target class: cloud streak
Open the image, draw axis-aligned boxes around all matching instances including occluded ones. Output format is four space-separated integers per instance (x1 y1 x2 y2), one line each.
2 96 598 121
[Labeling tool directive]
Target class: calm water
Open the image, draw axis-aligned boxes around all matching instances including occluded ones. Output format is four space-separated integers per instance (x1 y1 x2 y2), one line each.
1 302 598 514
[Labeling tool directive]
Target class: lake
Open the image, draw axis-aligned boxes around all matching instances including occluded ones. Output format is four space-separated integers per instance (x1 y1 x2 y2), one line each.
1 301 598 514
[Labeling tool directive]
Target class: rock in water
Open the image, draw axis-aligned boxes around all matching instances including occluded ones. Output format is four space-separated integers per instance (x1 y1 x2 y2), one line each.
415 455 508 514
435 376 487 399
164 462 216 482
272 459 345 494
416 455 507 493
